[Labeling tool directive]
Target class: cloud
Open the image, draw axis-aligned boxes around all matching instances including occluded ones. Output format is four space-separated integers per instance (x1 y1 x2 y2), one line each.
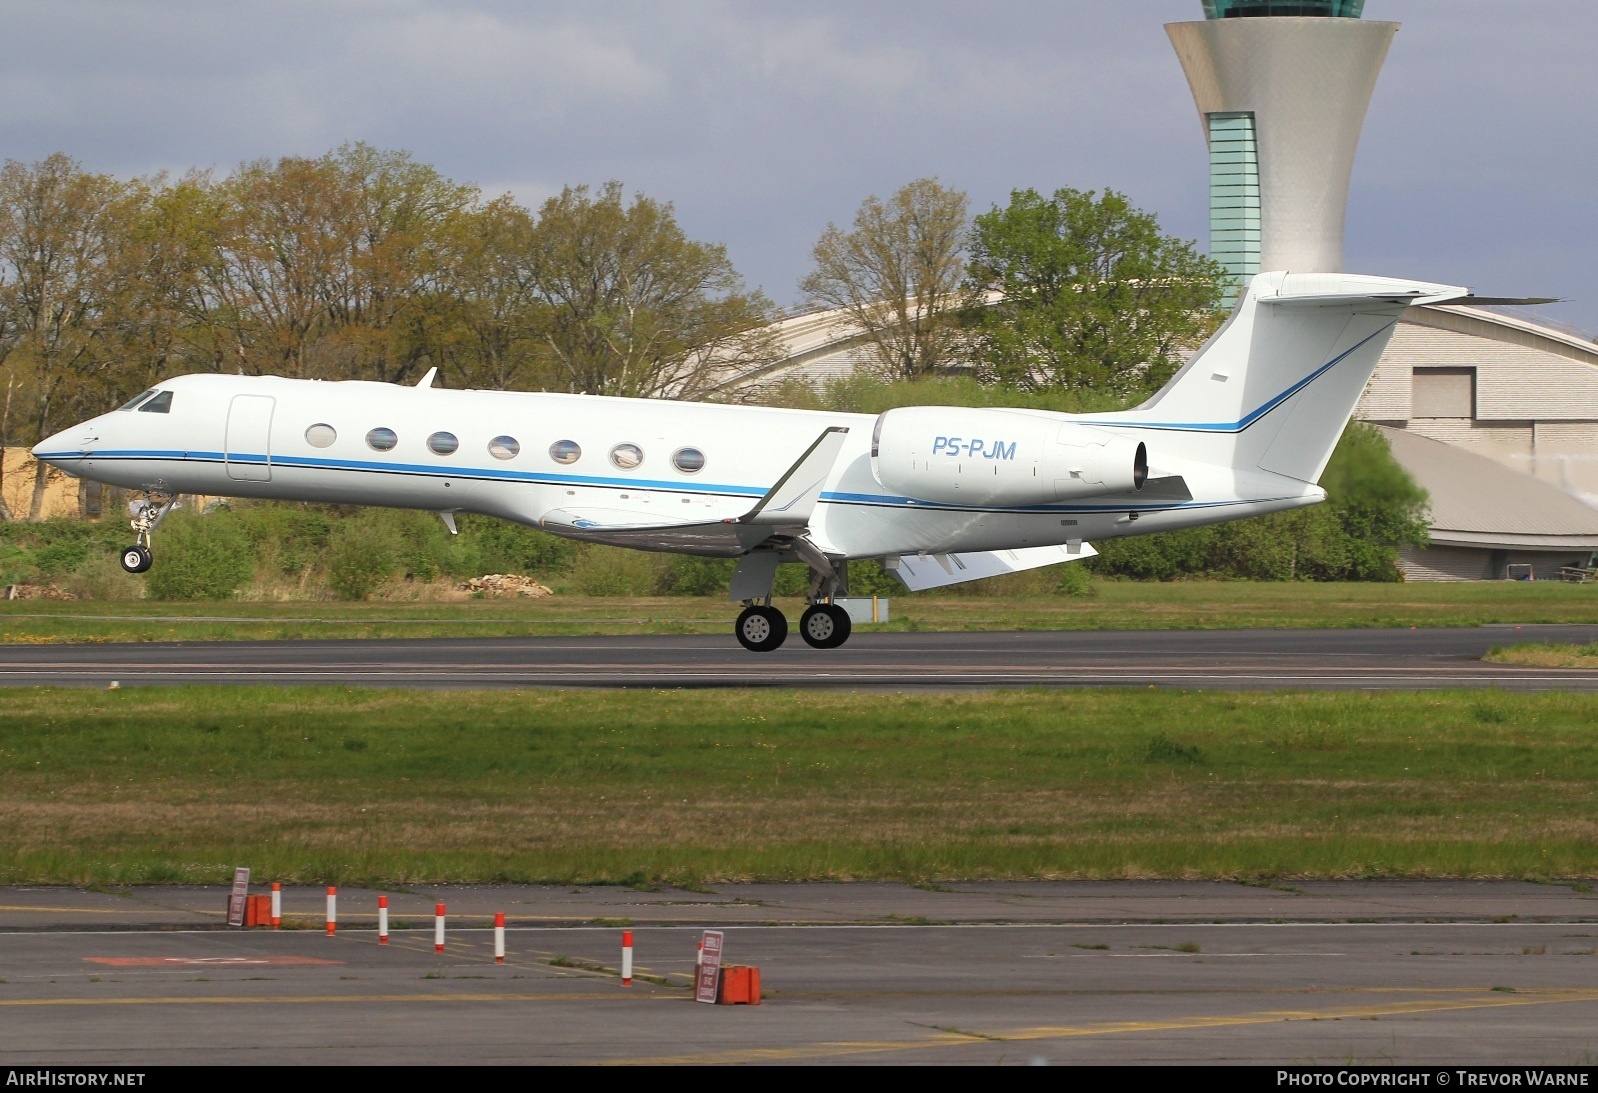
0 0 1592 328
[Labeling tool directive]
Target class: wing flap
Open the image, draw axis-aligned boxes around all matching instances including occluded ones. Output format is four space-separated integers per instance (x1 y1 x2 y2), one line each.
538 508 766 556
885 542 1098 592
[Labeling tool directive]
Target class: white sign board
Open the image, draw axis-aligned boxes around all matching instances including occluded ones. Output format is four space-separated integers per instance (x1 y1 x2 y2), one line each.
226 867 250 927
695 930 724 1004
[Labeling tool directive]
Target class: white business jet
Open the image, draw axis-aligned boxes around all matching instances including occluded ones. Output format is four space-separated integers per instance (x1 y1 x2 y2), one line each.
32 272 1534 651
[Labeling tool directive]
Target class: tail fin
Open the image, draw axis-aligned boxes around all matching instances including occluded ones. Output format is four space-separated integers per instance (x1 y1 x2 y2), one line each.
1117 271 1470 484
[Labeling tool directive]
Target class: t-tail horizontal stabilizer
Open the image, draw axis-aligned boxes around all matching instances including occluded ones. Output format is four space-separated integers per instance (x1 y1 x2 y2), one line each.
886 542 1098 592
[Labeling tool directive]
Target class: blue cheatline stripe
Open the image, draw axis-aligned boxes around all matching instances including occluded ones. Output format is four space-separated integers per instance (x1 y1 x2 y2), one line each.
1081 323 1395 434
38 449 766 500
44 450 1297 520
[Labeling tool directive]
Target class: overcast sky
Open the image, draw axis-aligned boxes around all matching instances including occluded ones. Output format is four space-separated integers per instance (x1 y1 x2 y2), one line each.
3 1 1594 333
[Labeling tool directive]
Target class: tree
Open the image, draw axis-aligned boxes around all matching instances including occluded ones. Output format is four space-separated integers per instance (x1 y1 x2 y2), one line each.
966 188 1227 399
0 154 132 518
208 144 475 383
800 178 970 380
520 182 778 398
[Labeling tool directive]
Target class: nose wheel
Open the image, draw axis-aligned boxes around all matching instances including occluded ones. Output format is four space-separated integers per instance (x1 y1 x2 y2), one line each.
116 493 178 574
799 603 852 649
734 605 788 652
119 545 153 573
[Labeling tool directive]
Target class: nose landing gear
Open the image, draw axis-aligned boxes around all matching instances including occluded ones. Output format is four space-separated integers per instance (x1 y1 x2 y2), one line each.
118 494 178 574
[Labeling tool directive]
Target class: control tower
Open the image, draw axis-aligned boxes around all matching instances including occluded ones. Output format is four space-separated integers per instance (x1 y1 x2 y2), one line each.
1167 1 1398 282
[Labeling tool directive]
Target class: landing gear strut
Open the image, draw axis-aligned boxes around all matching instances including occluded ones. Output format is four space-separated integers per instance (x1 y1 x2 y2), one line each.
118 494 178 574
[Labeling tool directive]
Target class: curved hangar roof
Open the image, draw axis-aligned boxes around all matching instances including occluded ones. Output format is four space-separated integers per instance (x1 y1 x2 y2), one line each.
1378 426 1598 551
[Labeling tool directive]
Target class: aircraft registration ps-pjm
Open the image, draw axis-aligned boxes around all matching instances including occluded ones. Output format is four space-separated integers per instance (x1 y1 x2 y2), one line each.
32 272 1546 652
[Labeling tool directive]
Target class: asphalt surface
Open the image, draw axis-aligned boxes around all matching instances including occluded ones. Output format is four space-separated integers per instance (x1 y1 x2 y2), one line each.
4 882 1598 1065
1 625 1596 690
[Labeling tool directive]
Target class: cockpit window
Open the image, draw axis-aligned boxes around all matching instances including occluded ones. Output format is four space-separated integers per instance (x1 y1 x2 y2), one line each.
138 391 174 414
119 390 157 411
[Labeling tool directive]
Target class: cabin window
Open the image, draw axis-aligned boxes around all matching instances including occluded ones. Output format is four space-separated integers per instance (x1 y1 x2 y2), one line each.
305 424 337 448
488 436 520 460
119 389 157 411
138 391 174 414
427 431 459 456
672 447 706 474
549 440 581 465
366 427 398 451
610 443 644 470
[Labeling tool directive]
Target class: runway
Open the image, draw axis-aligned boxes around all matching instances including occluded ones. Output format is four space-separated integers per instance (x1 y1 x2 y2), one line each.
1 624 1596 690
4 882 1597 1065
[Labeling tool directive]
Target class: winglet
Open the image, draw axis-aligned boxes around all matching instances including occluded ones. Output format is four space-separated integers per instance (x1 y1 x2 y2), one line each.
740 427 850 526
416 367 438 388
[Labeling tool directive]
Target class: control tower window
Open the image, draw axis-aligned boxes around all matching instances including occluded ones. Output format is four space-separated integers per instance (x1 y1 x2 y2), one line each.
1204 1 1364 16
138 391 174 414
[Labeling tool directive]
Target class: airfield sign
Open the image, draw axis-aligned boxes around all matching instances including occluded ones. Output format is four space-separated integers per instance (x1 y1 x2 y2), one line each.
226 867 250 927
695 930 724 1003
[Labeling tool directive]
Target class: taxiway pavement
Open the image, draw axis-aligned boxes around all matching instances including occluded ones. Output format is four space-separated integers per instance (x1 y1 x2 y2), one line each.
0 625 1595 690
3 882 1597 1065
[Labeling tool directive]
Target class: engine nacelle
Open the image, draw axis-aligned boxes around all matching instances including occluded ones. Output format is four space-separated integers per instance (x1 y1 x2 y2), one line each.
870 406 1147 507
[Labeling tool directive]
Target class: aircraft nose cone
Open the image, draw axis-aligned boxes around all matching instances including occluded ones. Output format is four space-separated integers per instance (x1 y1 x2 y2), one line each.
32 425 96 468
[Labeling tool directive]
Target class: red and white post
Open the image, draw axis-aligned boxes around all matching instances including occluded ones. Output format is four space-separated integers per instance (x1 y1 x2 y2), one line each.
378 895 389 945
494 913 505 964
434 903 446 954
270 882 281 929
325 886 337 936
621 930 634 987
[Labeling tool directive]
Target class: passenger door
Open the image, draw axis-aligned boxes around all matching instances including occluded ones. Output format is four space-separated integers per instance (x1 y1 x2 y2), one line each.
225 395 274 482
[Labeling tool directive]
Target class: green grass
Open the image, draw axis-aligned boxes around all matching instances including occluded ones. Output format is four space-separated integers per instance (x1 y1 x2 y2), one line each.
2 581 1595 644
2 686 1596 885
1485 643 1598 669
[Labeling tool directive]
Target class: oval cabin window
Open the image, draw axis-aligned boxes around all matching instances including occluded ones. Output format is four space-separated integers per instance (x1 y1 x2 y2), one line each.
672 447 706 474
427 431 459 456
549 440 581 465
610 443 644 470
488 436 520 461
305 424 337 448
366 427 398 451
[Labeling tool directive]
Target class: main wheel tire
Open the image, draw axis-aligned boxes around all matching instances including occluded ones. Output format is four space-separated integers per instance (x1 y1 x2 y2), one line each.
799 603 853 649
119 545 152 574
734 605 788 652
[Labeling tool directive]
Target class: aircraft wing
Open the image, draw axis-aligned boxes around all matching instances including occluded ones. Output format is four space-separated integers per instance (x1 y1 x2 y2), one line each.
537 427 851 555
886 542 1098 592
538 507 768 555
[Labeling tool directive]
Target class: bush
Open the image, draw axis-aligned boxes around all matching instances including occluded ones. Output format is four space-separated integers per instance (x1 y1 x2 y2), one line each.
571 546 667 596
145 509 255 600
325 515 397 600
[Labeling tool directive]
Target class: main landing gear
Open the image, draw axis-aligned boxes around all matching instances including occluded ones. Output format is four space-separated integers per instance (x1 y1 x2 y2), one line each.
118 494 178 574
729 545 854 653
733 602 852 653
